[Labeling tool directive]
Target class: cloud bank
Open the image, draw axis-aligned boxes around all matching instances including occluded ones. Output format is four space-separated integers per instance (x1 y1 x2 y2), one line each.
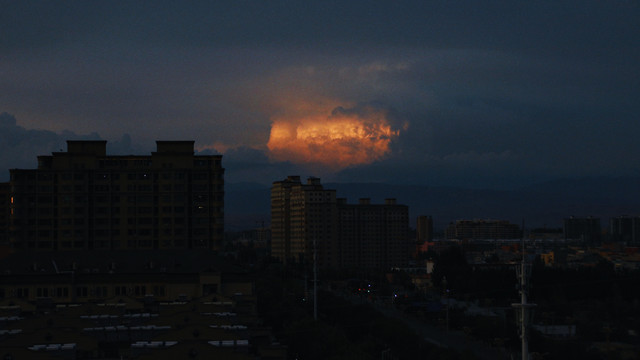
267 103 402 170
1 1 639 188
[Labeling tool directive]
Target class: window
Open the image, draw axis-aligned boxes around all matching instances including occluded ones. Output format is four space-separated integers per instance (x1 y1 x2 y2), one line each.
134 285 146 296
55 287 69 298
17 288 29 298
193 172 207 180
115 286 127 296
138 195 152 203
95 286 108 298
138 185 152 192
153 286 165 296
75 287 88 297
37 288 49 297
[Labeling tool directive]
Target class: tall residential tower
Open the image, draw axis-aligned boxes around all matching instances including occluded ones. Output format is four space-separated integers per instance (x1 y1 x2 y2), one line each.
271 176 338 266
271 176 409 270
5 140 224 251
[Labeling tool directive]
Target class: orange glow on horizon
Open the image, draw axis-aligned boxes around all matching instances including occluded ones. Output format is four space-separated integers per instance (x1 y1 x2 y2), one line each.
267 104 401 170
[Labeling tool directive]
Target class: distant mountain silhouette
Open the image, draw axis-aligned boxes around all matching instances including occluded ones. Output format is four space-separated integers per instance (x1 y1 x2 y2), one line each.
225 177 640 232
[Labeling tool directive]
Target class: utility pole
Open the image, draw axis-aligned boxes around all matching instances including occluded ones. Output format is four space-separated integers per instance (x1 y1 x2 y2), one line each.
512 222 536 360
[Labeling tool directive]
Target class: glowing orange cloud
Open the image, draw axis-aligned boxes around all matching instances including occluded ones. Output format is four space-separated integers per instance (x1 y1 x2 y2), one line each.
267 104 401 170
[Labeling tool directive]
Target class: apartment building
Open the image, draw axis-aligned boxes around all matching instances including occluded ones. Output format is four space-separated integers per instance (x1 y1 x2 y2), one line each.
609 215 640 245
271 176 409 270
338 198 409 270
271 176 338 266
416 215 433 242
5 140 224 251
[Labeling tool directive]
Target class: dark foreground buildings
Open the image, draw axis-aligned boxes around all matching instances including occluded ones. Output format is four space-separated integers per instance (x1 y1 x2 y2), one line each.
4 140 224 251
0 140 286 359
0 251 285 360
271 176 410 270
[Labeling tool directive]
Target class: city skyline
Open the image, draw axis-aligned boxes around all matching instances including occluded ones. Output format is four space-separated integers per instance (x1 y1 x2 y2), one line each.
2 1 639 189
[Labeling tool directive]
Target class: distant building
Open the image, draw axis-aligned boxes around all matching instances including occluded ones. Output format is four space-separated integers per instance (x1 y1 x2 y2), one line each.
444 219 521 240
338 198 409 270
564 216 601 245
271 176 338 266
270 176 409 270
529 227 563 240
609 215 640 245
4 140 224 251
416 215 433 242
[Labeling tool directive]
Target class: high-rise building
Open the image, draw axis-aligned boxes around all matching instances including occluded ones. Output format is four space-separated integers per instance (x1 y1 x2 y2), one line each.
609 215 640 245
338 198 409 270
416 215 433 242
444 219 521 240
271 176 337 266
5 140 224 251
271 176 409 270
563 216 601 244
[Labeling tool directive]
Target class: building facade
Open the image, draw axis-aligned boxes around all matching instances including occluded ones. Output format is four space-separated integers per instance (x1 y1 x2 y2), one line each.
0 250 285 360
338 198 409 270
271 176 338 266
609 215 640 245
416 215 433 242
5 140 224 251
563 216 601 245
444 219 521 240
271 176 409 270
0 182 8 245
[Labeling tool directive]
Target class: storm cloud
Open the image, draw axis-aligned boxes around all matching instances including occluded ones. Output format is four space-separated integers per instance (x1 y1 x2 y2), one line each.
1 1 638 188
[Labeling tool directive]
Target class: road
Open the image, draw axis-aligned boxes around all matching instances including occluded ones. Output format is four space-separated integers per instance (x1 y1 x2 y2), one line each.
338 292 511 360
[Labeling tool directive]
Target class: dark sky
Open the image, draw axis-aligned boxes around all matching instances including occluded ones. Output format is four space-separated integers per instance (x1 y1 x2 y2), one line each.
1 1 639 188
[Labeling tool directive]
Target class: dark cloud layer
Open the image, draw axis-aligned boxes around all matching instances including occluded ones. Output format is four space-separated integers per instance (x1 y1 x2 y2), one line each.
0 113 141 181
1 1 639 188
